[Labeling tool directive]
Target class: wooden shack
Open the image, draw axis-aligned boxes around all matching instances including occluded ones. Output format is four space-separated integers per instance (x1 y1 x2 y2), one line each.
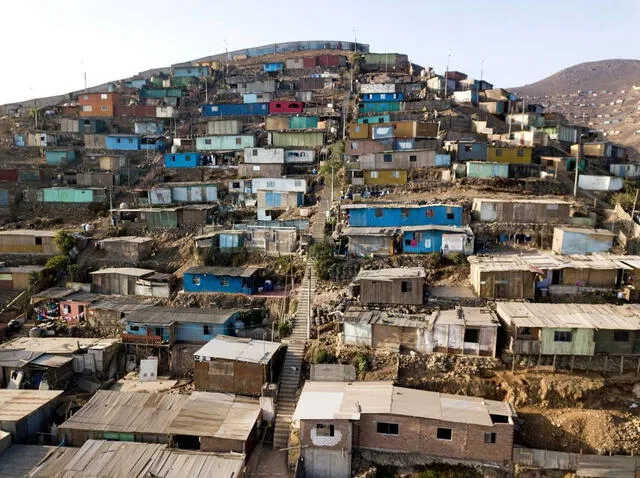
471 198 572 224
354 267 425 305
0 230 59 255
97 237 153 264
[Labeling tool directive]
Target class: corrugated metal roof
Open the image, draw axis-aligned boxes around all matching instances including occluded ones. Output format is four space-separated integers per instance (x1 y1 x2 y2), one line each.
30 440 245 478
89 267 156 277
497 302 640 330
0 265 44 274
90 295 158 312
554 227 616 237
31 287 78 301
124 307 239 325
343 203 460 210
29 353 74 368
343 306 498 329
194 335 283 364
355 267 426 281
293 381 515 426
98 236 153 244
0 390 63 422
184 266 262 277
468 253 635 272
473 198 571 205
59 390 259 441
0 230 57 237
0 337 121 355
343 227 397 237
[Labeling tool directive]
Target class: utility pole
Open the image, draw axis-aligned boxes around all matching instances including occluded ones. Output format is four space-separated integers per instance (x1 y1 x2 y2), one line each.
331 163 334 204
224 39 229 77
444 53 451 98
631 189 639 220
480 59 484 82
574 135 583 197
350 29 356 94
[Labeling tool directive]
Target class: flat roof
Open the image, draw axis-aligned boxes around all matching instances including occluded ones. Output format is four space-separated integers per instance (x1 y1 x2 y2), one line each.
343 306 499 329
497 302 640 330
293 381 515 426
194 335 283 364
89 295 158 312
0 337 120 355
343 203 461 210
59 390 259 441
124 307 240 325
355 267 426 281
0 229 57 237
184 266 262 277
0 390 63 422
468 253 636 272
29 440 245 478
89 267 156 277
97 236 153 244
554 226 616 237
343 227 397 237
0 265 45 274
31 287 78 301
472 198 572 205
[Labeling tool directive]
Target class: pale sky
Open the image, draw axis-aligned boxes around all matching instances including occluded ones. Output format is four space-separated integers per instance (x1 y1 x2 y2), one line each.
1 0 638 104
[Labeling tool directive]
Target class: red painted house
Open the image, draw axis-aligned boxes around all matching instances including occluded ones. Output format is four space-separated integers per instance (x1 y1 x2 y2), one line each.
316 55 346 67
269 100 304 114
303 57 317 68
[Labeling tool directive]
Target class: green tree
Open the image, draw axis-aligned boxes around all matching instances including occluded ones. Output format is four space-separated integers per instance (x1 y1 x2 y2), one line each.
45 255 70 272
310 241 336 280
54 230 75 255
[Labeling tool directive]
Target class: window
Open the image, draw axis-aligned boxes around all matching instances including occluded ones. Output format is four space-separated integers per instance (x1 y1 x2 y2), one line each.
78 305 85 314
484 432 497 444
464 144 473 152
446 212 455 220
155 328 163 337
613 330 630 342
375 208 384 217
519 327 532 336
426 208 434 217
101 105 109 111
252 149 258 156
409 155 417 162
464 328 480 343
401 209 409 217
436 428 452 440
128 138 134 144
391 171 400 178
221 279 229 287
490 414 509 424
100 93 108 100
63 304 71 314
401 281 412 293
205 139 212 145
370 171 379 178
82 95 89 100
235 137 242 145
82 105 93 112
554 331 573 342
116 138 121 143
495 149 503 157
192 276 201 285
316 424 335 437
266 181 276 188
294 180 302 187
130 325 140 332
383 154 392 163
203 325 211 335
35 237 42 245
380 94 386 99
517 149 524 157
232 182 240 188
376 422 399 435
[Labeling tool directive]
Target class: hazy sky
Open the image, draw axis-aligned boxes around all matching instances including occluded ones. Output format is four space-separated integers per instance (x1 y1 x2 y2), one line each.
1 0 638 104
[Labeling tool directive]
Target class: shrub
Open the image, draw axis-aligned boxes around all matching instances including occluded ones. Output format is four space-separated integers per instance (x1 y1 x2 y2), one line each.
67 264 80 282
310 241 335 280
313 346 337 364
277 320 293 338
54 230 75 255
353 353 370 374
446 252 467 265
45 255 70 272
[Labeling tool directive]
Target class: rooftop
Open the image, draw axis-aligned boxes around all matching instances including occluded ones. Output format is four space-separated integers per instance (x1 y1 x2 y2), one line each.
90 267 156 277
87 295 158 312
194 335 283 364
0 389 63 422
468 253 638 272
0 265 44 274
472 197 572 205
0 229 57 237
497 302 640 330
29 440 245 478
97 236 153 244
0 337 121 355
554 226 617 237
124 307 240 325
343 202 461 210
293 381 515 426
355 267 426 281
59 390 260 441
31 287 78 302
184 266 262 277
343 306 499 329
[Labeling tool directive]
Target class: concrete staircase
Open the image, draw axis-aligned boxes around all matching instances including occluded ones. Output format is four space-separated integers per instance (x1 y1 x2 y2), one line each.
272 190 329 450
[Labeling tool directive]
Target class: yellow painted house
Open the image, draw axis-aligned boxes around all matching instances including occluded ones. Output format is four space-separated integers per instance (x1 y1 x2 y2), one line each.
487 146 532 164
363 170 407 185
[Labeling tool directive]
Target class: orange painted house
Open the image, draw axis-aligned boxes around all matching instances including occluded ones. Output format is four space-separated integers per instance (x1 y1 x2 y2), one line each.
79 92 119 118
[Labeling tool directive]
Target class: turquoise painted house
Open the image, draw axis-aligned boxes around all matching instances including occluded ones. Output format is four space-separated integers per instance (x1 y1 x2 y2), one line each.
164 152 201 168
183 266 263 295
38 188 107 203
122 306 241 345
196 135 255 151
106 135 140 151
45 150 76 165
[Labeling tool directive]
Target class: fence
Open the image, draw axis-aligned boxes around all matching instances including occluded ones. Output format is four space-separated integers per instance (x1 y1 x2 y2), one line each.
513 447 639 476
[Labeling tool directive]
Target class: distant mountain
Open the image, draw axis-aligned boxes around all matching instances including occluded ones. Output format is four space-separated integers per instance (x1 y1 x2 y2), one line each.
512 59 640 97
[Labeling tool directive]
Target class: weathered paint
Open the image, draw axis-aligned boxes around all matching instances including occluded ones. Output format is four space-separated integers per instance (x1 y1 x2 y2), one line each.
183 271 260 295
363 170 407 185
578 175 624 191
40 188 104 203
540 328 595 356
265 116 290 131
196 135 255 151
356 115 390 124
201 103 269 117
45 150 76 165
359 92 404 102
105 135 140 151
207 120 242 135
140 88 182 98
289 116 319 129
263 62 284 73
448 141 488 161
402 228 474 255
358 102 402 113
346 205 464 228
269 100 304 114
251 178 307 193
284 149 316 163
244 148 285 164
269 131 324 148
435 154 451 166
552 228 614 255
466 162 509 178
172 66 210 78
610 163 640 178
487 147 532 164
134 122 163 135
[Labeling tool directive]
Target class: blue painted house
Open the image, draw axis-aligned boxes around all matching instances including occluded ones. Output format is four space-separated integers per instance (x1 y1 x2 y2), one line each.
356 115 391 124
125 79 147 89
14 134 26 147
106 134 140 151
45 150 76 165
164 152 201 168
344 203 464 228
447 140 488 162
139 136 166 151
122 306 241 345
359 92 404 102
183 266 264 295
401 225 474 255
201 103 269 117
173 66 210 78
358 102 402 113
264 62 284 73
